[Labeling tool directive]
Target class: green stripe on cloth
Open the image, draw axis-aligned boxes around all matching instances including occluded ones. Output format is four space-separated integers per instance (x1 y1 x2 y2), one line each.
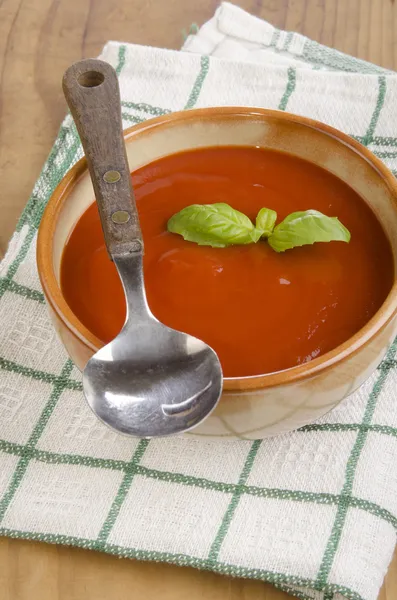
96 439 150 545
207 440 261 562
315 338 397 588
302 40 390 75
134 464 235 493
270 29 280 48
374 150 397 159
121 101 171 116
184 55 210 109
0 357 82 390
299 422 397 438
283 31 293 52
115 45 127 75
362 75 387 146
0 440 24 456
1 233 49 308
372 136 397 147
378 358 397 370
121 113 145 124
278 67 297 110
5 280 45 303
33 449 127 471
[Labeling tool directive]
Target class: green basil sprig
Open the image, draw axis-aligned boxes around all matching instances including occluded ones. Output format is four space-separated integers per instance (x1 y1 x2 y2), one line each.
268 209 351 252
256 208 277 239
167 204 350 252
167 203 262 248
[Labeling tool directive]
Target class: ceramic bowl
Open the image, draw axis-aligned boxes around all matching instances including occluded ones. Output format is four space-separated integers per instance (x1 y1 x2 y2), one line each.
37 107 397 440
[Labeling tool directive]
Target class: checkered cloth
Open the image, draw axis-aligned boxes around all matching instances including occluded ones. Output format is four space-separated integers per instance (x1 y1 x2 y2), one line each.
1 3 397 599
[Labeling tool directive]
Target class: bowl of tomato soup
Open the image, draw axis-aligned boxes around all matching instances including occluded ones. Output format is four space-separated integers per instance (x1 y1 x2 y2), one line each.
37 107 397 440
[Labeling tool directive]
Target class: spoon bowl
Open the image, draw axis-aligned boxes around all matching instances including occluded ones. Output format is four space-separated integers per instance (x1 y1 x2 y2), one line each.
83 323 222 437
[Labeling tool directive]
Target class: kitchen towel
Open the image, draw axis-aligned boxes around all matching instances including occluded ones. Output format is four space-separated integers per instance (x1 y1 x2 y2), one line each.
1 3 397 599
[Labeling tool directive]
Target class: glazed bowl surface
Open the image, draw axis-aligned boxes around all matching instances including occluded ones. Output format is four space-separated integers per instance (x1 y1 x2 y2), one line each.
37 107 397 440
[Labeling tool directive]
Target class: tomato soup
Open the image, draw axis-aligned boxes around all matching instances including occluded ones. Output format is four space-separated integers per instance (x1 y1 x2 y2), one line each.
60 147 394 377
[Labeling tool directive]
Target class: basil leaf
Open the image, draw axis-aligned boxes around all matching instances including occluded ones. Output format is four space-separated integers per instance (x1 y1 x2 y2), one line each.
256 207 277 238
167 203 262 247
268 209 351 253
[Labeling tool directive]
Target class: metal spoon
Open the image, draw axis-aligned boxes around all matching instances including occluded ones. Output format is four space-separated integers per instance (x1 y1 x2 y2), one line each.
62 59 222 437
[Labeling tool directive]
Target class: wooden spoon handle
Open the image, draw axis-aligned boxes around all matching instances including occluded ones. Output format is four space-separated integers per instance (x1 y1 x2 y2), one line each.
63 59 143 258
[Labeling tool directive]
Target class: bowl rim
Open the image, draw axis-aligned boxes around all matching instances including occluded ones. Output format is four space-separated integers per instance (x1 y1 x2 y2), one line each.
37 106 397 392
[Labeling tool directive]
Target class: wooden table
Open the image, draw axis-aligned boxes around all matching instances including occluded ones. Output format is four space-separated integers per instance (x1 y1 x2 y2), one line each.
0 0 396 598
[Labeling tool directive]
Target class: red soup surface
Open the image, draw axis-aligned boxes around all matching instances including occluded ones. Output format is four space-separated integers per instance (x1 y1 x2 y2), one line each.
61 147 394 377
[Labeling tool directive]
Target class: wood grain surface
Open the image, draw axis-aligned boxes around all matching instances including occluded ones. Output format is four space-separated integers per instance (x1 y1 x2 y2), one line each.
0 0 396 598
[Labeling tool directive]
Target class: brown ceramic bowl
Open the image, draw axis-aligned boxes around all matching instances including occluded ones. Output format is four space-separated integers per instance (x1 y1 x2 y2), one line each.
37 107 397 440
